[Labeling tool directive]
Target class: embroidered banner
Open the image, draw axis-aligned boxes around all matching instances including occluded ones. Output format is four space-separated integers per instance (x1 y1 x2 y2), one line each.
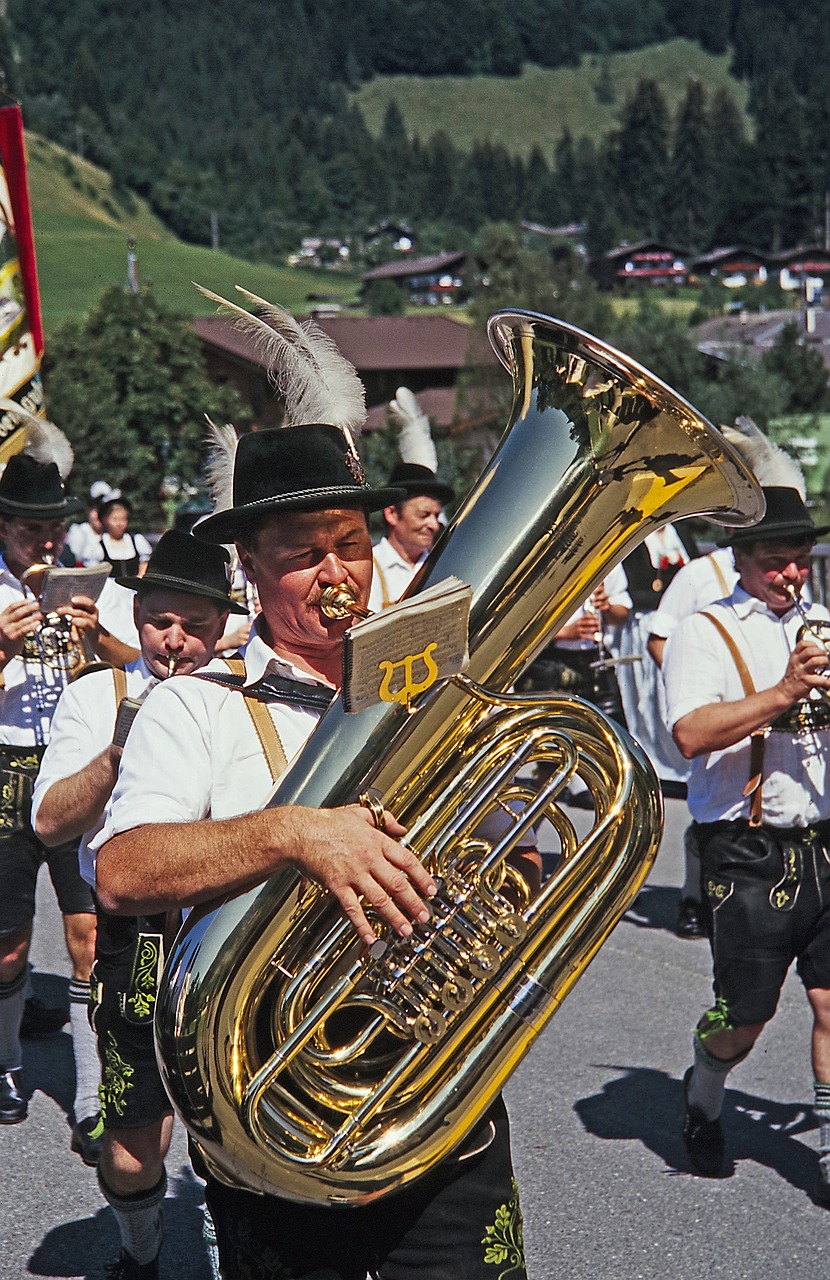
0 103 45 460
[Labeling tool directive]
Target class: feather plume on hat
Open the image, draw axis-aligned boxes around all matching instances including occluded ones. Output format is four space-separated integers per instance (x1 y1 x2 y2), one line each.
722 415 806 498
197 285 369 519
389 387 437 473
202 415 238 523
196 285 366 433
0 398 74 479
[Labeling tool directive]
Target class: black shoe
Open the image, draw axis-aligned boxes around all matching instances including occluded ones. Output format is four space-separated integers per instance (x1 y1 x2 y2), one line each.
682 1066 725 1176
103 1249 160 1279
0 1070 27 1124
675 898 705 939
71 1113 104 1166
20 996 69 1038
814 1161 830 1207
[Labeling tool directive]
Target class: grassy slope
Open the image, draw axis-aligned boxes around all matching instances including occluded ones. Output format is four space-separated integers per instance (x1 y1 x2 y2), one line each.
352 39 750 158
25 134 360 335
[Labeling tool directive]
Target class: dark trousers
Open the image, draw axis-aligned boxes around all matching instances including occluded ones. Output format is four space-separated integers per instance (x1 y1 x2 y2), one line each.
203 1097 526 1280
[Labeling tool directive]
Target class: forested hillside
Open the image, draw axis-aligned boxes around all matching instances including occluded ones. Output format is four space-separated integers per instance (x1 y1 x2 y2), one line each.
5 0 830 260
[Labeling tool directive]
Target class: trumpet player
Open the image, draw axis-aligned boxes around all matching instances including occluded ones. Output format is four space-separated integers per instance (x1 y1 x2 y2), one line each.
663 486 830 1199
32 530 242 1280
92 416 532 1278
0 450 137 1140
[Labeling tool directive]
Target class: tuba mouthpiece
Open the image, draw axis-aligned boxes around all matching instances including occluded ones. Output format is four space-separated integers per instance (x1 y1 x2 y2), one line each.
318 585 370 622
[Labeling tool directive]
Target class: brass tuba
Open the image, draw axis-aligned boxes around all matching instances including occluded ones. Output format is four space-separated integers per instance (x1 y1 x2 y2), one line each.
155 311 763 1205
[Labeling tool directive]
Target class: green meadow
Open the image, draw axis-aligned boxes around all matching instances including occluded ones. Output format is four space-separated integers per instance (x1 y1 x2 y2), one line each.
25 134 360 335
352 39 750 158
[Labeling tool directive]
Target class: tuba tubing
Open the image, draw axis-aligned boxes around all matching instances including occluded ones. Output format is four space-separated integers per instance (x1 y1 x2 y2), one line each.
155 311 764 1205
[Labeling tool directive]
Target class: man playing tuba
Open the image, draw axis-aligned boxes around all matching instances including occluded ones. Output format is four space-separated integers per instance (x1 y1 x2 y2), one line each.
92 299 532 1279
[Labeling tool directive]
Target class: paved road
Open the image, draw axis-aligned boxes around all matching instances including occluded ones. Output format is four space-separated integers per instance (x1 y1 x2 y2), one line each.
1 797 827 1279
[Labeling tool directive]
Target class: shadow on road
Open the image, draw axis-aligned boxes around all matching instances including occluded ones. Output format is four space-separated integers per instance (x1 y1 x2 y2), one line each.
575 1064 818 1194
27 1164 210 1278
623 884 688 935
21 973 74 1119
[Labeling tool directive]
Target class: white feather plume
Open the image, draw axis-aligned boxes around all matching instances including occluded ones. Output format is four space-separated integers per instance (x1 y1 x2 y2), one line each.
202 415 238 516
389 387 437 472
196 284 366 433
0 398 74 479
722 415 806 498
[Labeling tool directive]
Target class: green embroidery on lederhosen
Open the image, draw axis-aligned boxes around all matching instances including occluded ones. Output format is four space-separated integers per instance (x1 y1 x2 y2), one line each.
704 876 733 910
99 1029 135 1122
482 1177 526 1277
121 931 163 1024
0 752 40 833
221 1215 292 1280
770 844 802 911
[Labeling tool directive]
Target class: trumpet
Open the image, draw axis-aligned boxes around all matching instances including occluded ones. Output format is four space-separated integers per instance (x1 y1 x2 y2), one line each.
772 584 830 732
20 559 110 682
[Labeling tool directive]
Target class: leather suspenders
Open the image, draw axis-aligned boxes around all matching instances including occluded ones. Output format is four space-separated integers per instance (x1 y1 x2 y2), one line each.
218 657 288 782
699 611 765 827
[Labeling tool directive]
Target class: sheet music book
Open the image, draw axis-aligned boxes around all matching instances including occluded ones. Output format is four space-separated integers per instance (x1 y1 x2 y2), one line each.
37 564 112 613
342 576 472 714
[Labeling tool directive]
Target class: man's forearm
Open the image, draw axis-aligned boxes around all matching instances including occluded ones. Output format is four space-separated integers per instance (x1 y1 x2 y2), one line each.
95 808 304 915
35 746 120 847
673 687 792 758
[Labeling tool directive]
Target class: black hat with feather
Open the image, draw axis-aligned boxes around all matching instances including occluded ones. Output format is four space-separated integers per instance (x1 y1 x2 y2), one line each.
0 400 83 520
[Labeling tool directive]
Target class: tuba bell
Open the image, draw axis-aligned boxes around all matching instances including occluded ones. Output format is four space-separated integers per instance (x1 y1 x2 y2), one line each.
155 310 763 1206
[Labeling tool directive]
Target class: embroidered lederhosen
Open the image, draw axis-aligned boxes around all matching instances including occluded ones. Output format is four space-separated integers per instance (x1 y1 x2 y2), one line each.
91 666 173 1127
694 611 830 1027
0 745 44 836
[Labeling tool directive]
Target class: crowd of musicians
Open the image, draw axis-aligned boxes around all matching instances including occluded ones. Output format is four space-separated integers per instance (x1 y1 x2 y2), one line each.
2 304 830 1279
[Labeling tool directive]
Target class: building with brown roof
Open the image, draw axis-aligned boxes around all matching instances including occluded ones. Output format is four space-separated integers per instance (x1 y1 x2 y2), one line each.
194 312 490 430
361 252 470 305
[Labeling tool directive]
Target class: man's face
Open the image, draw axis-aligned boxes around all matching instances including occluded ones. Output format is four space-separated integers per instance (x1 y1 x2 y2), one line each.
135 587 227 679
237 508 372 658
734 538 814 616
384 495 443 564
0 516 67 577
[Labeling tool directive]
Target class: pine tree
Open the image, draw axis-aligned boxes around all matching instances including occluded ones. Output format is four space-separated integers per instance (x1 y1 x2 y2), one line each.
752 73 812 251
662 79 712 249
613 79 670 240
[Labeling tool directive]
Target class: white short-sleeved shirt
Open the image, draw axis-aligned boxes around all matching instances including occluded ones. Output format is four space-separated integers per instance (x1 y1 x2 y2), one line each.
31 656 158 885
90 630 329 883
0 559 137 745
663 587 830 825
66 521 103 566
368 538 426 612
648 549 737 641
554 562 633 652
85 531 153 567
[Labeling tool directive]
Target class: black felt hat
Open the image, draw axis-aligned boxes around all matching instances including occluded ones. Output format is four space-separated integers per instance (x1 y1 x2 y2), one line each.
128 529 247 614
194 425 405 543
726 486 830 546
386 461 455 506
0 454 82 519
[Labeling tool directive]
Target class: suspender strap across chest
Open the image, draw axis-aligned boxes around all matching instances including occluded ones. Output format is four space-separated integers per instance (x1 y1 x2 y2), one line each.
699 610 765 827
218 657 288 782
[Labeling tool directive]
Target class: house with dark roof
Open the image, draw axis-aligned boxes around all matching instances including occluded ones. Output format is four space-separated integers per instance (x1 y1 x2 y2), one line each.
361 251 470 305
772 246 830 292
689 246 769 286
590 241 689 289
194 312 491 430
